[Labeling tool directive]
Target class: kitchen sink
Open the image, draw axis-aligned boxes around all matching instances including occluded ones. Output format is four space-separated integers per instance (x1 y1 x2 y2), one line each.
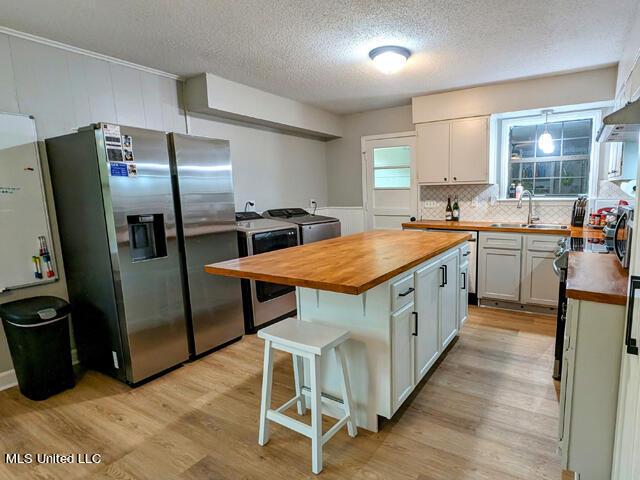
489 223 528 228
526 224 568 229
489 222 568 230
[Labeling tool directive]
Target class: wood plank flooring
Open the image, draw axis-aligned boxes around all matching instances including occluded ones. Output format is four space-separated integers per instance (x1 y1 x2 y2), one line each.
0 306 564 479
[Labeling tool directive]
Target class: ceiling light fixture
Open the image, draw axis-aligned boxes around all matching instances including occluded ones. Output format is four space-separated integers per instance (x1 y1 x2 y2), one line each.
369 46 411 74
538 109 555 154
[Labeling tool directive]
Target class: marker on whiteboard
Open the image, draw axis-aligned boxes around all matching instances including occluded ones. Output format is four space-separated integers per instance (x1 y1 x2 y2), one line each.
32 256 43 279
42 253 55 278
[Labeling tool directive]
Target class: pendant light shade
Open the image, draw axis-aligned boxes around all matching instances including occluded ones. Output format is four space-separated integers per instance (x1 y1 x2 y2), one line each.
538 110 555 154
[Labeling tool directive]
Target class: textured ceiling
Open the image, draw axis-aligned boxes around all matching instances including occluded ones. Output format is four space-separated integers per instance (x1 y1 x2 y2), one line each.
1 0 638 114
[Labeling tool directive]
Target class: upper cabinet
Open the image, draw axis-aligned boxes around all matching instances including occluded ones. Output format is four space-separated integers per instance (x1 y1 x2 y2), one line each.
416 116 492 185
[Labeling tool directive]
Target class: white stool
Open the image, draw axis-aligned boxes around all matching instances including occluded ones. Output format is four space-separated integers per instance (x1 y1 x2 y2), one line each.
257 317 357 474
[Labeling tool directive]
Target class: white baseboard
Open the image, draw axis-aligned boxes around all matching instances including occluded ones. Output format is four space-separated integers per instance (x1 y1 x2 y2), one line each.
0 369 17 392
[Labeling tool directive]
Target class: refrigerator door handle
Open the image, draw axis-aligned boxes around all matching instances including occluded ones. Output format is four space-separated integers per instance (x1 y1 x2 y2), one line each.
626 276 640 355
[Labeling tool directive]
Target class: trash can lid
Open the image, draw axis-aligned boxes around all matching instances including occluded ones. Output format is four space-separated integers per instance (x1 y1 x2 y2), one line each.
0 296 71 326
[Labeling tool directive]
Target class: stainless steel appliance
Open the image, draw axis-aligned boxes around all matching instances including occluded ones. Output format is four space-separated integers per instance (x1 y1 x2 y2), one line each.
236 211 298 331
552 238 570 380
46 124 243 384
46 124 189 384
261 208 340 244
168 133 243 356
614 205 634 268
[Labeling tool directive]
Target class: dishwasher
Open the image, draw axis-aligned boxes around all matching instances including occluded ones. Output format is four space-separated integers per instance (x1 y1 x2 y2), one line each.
423 229 478 305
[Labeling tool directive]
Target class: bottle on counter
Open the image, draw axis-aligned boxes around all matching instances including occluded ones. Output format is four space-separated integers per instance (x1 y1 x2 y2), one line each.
515 182 524 200
445 197 453 221
452 196 460 221
508 182 516 199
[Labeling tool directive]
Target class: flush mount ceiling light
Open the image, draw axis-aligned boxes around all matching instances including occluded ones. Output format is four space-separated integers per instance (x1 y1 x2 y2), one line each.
538 109 555 154
369 46 411 74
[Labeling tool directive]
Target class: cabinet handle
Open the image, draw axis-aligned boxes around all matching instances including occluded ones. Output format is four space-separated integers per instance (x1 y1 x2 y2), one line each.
443 264 448 285
439 266 445 287
626 276 640 355
463 251 471 256
399 287 415 297
412 311 418 336
461 272 466 290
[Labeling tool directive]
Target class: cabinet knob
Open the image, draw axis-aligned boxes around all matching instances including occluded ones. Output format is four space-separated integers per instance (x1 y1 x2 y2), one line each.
453 177 457 181
444 177 447 181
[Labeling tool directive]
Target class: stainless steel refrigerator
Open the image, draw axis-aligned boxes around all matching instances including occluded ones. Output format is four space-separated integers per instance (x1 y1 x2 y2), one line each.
46 124 242 384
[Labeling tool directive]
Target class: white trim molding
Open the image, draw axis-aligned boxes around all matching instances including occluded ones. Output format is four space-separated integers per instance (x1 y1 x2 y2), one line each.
0 369 17 392
0 26 182 80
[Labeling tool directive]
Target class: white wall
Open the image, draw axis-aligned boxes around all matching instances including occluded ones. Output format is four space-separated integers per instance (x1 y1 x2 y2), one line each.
0 32 329 380
326 104 414 206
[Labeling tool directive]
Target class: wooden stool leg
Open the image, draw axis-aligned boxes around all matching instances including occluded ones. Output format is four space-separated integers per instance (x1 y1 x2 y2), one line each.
292 354 307 415
258 339 274 446
309 354 323 474
335 345 358 438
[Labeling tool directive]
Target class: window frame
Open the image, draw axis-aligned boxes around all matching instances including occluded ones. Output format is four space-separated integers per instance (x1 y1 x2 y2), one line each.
499 109 601 200
372 145 413 190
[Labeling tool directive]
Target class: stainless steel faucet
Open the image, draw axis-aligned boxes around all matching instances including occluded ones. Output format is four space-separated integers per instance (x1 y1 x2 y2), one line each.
517 190 539 224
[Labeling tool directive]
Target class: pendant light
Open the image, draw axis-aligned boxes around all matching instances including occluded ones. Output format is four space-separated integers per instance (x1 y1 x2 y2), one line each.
538 109 555 154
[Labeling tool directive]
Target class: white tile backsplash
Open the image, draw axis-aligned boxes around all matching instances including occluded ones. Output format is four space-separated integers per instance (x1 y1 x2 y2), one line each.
419 181 633 224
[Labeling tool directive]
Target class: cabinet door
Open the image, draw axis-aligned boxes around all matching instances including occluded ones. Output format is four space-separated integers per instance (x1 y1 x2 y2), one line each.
450 116 489 183
459 261 469 328
440 251 459 350
478 247 522 302
392 302 415 411
414 261 441 382
416 121 450 184
521 250 559 306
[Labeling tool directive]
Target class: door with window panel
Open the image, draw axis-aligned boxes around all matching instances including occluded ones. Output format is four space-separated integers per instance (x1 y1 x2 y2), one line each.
364 135 417 230
507 119 593 197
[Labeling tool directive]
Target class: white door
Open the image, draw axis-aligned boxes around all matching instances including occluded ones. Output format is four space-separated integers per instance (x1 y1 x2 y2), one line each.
521 250 559 306
392 302 415 412
440 250 459 350
416 121 450 184
363 134 417 230
612 279 640 479
478 248 522 302
414 261 441 381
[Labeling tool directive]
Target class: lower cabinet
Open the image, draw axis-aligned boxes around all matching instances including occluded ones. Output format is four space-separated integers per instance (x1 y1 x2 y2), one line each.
414 261 441 381
459 259 469 328
478 232 562 306
439 250 459 350
391 302 415 409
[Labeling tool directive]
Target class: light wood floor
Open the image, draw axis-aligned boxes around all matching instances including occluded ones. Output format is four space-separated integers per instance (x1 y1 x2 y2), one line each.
0 306 565 479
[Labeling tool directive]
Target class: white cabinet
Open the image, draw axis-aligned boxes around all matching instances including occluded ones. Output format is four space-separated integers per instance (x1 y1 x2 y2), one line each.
459 258 469 328
450 117 489 183
391 301 415 411
414 261 441 381
416 116 491 185
416 121 450 183
521 235 561 306
478 232 522 302
440 250 459 350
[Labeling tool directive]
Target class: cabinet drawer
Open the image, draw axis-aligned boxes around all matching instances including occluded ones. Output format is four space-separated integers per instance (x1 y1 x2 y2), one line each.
391 274 415 311
526 234 565 252
479 232 522 250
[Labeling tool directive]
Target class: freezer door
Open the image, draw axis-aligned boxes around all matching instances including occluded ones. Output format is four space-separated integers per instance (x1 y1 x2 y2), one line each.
102 126 189 383
169 133 243 355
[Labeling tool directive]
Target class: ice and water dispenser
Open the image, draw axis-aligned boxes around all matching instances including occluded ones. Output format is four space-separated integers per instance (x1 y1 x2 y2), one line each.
127 214 168 262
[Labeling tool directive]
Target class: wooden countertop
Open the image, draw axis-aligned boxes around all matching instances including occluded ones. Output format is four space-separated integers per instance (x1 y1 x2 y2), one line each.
205 230 470 295
402 219 571 235
402 220 604 240
566 252 628 305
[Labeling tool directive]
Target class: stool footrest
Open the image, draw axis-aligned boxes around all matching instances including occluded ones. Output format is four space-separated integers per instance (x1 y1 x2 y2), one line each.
322 416 350 445
275 394 304 414
266 409 312 438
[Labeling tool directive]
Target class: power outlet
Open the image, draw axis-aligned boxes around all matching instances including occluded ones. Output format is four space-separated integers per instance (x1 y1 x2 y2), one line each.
424 200 437 208
309 198 317 208
471 197 479 208
244 200 256 211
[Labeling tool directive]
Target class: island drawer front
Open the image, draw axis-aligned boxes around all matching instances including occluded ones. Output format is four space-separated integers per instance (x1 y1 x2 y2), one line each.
391 274 415 311
526 235 564 252
479 232 522 250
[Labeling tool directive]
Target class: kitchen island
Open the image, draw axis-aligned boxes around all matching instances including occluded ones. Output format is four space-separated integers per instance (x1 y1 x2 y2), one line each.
206 230 470 431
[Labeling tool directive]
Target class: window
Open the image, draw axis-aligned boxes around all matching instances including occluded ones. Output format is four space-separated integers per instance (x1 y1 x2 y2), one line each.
373 145 411 189
501 110 600 199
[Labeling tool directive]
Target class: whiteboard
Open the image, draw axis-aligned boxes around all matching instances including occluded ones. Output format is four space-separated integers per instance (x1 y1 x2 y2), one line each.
0 112 57 291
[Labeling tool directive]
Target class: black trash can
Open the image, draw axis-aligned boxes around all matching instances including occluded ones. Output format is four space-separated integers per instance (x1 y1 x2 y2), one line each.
0 296 75 401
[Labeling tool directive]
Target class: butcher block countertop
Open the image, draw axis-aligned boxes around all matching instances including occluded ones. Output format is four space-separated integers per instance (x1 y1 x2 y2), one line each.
566 252 628 305
402 219 603 239
205 230 470 295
